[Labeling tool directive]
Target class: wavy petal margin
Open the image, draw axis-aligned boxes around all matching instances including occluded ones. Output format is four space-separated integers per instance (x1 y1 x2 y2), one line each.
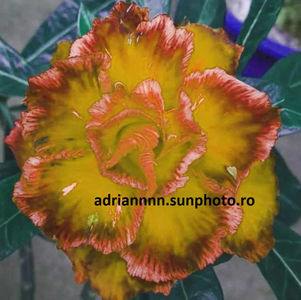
184 68 280 187
223 157 279 262
13 151 143 253
185 24 243 75
66 246 174 300
121 174 242 283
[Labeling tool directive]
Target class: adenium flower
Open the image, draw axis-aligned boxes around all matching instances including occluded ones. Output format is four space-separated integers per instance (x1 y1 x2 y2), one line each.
6 2 281 299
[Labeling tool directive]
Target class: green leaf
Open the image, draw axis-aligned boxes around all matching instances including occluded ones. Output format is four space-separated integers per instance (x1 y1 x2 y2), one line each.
159 0 171 15
213 253 232 266
237 0 283 74
0 99 14 130
21 0 115 73
78 2 95 36
0 161 19 180
126 0 145 6
258 221 301 299
144 0 172 16
273 150 301 226
239 76 300 136
0 39 32 97
263 53 301 133
81 281 97 300
147 267 223 299
174 0 226 27
0 174 38 260
9 104 27 112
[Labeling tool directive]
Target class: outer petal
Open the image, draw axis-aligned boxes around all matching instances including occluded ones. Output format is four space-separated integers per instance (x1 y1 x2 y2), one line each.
222 157 279 262
50 40 72 65
13 151 143 253
4 120 34 167
7 53 111 167
66 247 174 300
184 69 280 188
27 53 110 115
185 24 243 75
71 5 193 110
110 1 149 32
121 174 242 283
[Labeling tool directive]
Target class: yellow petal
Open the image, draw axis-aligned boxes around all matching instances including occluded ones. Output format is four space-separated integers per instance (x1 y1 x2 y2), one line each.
13 152 143 253
86 79 206 196
184 69 280 188
222 157 279 262
185 24 243 75
50 40 72 65
66 246 174 300
71 12 193 110
5 120 34 167
121 173 241 282
12 54 111 165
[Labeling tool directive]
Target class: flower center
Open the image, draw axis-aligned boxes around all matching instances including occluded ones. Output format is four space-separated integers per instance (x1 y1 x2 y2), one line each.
86 81 206 196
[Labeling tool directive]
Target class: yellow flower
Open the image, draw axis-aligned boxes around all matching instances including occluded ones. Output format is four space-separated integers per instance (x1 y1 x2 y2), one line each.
5 2 281 299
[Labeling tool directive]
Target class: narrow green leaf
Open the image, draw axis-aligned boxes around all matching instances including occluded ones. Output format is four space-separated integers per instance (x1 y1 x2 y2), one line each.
21 0 115 73
0 174 38 260
237 0 283 74
78 2 95 36
145 0 171 16
264 53 301 133
9 104 27 112
175 0 226 27
160 0 171 15
131 295 148 300
258 221 301 299
0 100 14 130
126 0 145 6
81 281 97 300
273 150 301 226
0 39 32 97
213 253 232 266
0 161 19 180
0 97 15 161
239 76 301 136
147 267 223 299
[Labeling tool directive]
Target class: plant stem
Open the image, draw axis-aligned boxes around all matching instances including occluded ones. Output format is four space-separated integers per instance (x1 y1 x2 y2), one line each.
19 240 35 300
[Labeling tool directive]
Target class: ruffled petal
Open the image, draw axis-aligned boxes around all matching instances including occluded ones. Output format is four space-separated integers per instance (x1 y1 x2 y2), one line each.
66 246 174 300
86 81 162 193
71 6 193 110
13 151 143 253
87 79 206 195
69 2 149 57
4 120 34 167
51 40 72 65
183 69 280 188
10 53 111 164
222 157 278 262
185 24 243 75
121 174 242 283
110 1 149 32
156 91 206 195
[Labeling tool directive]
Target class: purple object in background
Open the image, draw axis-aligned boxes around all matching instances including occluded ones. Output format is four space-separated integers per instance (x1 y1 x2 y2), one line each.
224 12 300 78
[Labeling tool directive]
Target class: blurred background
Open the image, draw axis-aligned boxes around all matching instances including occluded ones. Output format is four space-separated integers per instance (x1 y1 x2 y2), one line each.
0 0 300 299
